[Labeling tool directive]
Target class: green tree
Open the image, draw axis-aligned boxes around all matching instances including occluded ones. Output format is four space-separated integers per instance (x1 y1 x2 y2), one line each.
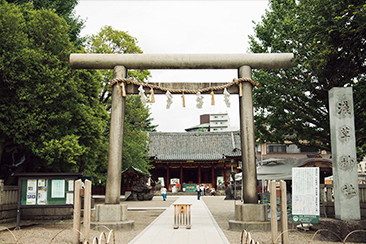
6 0 84 47
0 1 108 180
86 25 151 109
85 26 156 175
249 0 366 159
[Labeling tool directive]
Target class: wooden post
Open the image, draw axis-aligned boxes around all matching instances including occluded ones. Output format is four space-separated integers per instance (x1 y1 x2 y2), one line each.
223 164 227 189
211 164 215 188
72 179 82 244
270 180 278 244
166 163 170 188
180 163 183 190
83 180 92 242
280 180 289 244
198 164 201 184
16 177 22 230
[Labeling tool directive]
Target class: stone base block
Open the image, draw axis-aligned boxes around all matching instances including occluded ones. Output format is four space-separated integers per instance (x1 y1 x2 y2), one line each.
229 203 270 231
90 220 134 231
228 220 271 231
235 203 268 222
93 204 128 222
91 204 134 231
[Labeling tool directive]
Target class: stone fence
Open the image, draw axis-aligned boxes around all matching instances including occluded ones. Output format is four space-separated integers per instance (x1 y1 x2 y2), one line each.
320 184 366 218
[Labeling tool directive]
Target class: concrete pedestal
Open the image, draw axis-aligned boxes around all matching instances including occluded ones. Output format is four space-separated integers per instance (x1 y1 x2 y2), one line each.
90 204 134 231
228 204 270 231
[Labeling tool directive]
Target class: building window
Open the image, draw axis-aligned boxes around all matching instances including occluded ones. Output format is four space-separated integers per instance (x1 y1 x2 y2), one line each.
268 144 286 153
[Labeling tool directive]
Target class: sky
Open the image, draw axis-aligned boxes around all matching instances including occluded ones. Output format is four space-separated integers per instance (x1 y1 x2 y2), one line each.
74 0 269 132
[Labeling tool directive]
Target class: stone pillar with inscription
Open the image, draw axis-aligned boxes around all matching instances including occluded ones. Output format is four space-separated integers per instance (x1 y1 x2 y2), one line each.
329 87 360 220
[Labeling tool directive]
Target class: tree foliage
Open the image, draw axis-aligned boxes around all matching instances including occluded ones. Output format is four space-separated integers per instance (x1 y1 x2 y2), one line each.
6 0 84 47
249 0 366 159
0 2 156 186
0 1 108 180
85 26 156 174
85 26 151 109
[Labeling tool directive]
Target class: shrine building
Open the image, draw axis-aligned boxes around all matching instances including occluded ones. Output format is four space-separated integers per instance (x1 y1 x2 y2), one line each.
148 131 242 191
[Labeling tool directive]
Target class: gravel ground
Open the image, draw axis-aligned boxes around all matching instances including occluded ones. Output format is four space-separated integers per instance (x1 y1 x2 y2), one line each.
0 195 365 244
0 196 178 244
202 196 359 244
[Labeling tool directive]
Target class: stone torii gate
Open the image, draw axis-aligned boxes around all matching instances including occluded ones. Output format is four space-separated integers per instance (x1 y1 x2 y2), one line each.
70 53 294 229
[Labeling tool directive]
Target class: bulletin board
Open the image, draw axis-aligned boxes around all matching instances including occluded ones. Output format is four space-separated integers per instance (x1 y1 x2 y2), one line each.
20 178 75 206
15 173 83 230
15 173 83 207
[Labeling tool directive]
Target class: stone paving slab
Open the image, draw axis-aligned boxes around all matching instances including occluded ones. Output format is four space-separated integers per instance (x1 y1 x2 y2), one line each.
129 196 229 244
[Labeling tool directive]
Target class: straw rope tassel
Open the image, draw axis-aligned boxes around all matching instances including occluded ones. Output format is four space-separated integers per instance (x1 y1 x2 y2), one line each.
239 82 243 97
210 90 215 105
116 83 121 95
182 92 186 107
150 88 155 103
121 82 126 97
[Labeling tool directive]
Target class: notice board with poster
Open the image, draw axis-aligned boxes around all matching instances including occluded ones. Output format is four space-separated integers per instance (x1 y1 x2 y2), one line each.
21 178 76 206
292 167 320 223
15 173 83 229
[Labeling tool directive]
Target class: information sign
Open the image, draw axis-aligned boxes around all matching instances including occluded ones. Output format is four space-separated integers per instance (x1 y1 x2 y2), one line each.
183 184 196 192
20 178 74 206
51 179 65 198
292 167 320 223
15 172 83 230
37 179 47 205
26 179 37 205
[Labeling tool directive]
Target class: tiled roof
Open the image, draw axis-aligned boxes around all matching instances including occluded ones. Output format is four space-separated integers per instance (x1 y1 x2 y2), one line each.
148 131 241 161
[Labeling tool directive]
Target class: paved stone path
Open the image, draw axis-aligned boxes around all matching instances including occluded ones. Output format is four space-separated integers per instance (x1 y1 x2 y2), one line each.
129 196 230 244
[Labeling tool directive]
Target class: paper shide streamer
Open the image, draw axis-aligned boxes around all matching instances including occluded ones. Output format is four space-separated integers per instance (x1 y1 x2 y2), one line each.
166 91 173 109
196 92 204 109
224 88 231 108
109 77 260 109
138 85 147 106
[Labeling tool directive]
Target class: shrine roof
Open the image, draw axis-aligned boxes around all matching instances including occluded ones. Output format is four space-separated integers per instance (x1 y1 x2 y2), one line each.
148 131 241 161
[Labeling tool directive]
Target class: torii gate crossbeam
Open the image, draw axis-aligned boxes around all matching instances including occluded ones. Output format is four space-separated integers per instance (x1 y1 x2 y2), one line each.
70 53 293 70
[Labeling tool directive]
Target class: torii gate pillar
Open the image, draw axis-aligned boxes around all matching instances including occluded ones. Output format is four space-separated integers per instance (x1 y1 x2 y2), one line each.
90 65 134 231
239 66 257 204
105 66 126 204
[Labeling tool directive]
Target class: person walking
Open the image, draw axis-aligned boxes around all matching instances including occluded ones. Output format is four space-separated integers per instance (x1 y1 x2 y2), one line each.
200 184 205 197
196 184 201 200
161 186 167 201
